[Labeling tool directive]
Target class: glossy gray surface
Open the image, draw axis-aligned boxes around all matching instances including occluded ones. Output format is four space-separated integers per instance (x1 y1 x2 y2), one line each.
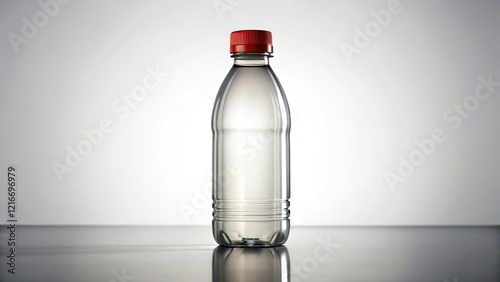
0 226 498 281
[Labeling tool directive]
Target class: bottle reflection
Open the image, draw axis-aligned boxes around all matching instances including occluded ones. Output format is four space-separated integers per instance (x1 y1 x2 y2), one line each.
213 246 290 282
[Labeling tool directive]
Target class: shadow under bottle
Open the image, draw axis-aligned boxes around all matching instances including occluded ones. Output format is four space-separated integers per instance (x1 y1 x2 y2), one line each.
212 245 290 282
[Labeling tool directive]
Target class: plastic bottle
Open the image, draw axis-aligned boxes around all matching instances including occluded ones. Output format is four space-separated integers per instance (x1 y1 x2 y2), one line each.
212 30 291 247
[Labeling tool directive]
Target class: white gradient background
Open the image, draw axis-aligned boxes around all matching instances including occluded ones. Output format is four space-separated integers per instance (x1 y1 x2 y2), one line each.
0 0 499 225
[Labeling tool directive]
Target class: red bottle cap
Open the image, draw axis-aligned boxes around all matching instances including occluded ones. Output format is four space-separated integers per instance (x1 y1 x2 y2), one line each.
230 30 273 53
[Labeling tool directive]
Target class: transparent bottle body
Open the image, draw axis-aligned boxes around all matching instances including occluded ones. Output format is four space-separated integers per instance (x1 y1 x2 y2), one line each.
212 53 290 247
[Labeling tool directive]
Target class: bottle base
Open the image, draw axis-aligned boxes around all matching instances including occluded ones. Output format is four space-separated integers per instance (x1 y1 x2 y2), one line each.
213 219 289 247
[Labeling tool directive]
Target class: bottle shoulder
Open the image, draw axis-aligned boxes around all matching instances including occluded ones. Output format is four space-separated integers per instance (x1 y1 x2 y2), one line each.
217 66 284 98
212 65 290 130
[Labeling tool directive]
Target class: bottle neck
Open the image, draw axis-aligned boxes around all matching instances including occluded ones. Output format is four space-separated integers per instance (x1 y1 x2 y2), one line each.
232 52 272 66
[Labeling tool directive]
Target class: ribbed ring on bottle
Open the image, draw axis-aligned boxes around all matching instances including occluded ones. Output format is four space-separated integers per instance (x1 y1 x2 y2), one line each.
213 199 289 221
